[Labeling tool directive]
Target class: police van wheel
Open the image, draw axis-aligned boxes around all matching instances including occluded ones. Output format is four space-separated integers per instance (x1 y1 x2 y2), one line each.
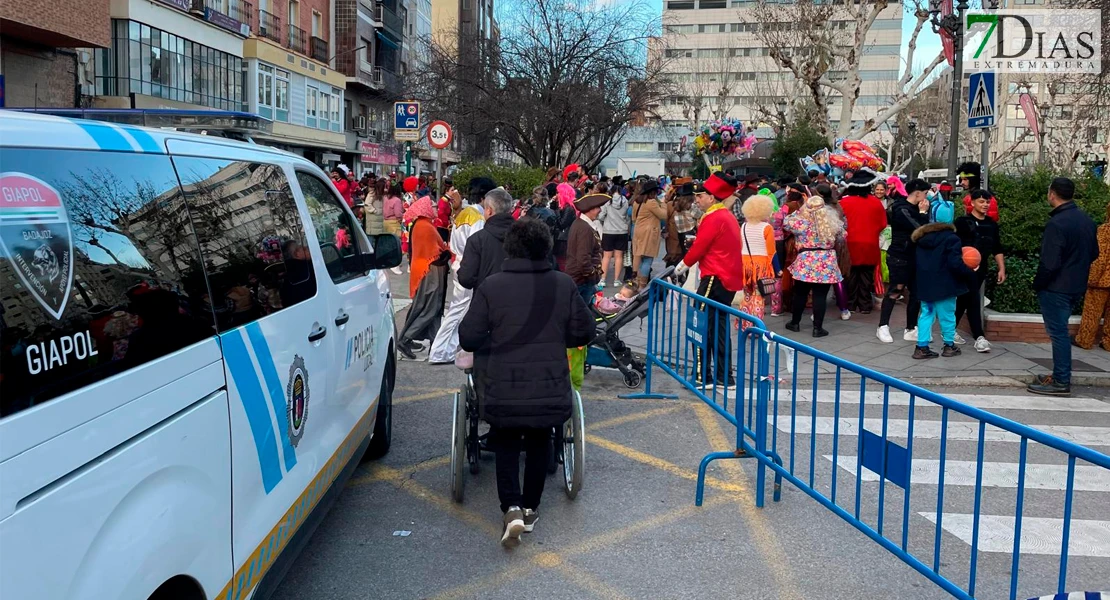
450 390 466 503
563 391 585 499
364 356 395 460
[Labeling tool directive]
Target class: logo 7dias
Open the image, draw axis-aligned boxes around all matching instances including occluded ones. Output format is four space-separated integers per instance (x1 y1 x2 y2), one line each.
965 9 1101 73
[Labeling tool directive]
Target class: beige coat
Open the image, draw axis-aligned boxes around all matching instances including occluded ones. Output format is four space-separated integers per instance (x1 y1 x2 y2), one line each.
632 198 668 257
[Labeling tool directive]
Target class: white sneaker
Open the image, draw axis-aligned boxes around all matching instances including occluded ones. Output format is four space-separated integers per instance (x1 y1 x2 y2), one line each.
841 310 851 321
390 266 403 275
954 333 967 345
974 336 992 353
903 327 918 342
810 314 814 322
876 325 894 343
501 506 525 547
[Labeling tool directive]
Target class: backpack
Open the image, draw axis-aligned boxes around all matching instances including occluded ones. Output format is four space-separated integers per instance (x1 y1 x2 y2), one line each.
929 195 955 224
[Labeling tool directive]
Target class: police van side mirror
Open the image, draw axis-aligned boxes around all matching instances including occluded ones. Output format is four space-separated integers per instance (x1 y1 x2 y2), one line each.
366 234 402 270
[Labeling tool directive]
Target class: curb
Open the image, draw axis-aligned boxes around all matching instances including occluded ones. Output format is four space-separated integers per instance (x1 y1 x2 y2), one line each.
785 373 1110 388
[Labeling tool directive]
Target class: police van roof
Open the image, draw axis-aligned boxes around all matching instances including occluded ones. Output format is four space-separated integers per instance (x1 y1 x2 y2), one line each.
0 110 310 167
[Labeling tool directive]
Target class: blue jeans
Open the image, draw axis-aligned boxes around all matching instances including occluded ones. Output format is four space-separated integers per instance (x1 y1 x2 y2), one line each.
638 255 654 277
577 283 596 307
917 296 957 347
1038 290 1081 385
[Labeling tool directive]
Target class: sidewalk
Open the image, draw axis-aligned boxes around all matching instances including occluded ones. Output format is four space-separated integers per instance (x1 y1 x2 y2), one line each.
622 302 1110 387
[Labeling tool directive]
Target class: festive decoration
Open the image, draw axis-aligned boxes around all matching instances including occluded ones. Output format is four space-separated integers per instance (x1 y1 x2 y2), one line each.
688 119 757 169
800 139 885 181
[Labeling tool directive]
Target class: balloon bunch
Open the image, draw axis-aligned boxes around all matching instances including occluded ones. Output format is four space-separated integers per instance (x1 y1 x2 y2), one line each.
689 118 757 159
799 139 885 181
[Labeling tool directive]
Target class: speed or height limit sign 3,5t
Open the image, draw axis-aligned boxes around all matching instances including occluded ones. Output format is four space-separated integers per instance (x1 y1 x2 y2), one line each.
427 120 453 149
394 101 420 141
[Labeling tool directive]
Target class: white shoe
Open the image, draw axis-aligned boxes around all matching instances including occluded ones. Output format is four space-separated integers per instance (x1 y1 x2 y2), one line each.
390 266 403 275
876 325 894 343
974 336 992 353
903 327 918 342
810 314 814 322
501 507 525 547
840 310 851 321
954 333 967 345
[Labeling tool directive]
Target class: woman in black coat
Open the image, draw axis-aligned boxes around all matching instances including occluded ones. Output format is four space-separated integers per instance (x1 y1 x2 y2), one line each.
458 218 595 546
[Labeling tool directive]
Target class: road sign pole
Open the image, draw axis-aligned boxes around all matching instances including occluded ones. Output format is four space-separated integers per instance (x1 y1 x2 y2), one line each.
405 142 412 177
981 129 990 191
436 148 443 199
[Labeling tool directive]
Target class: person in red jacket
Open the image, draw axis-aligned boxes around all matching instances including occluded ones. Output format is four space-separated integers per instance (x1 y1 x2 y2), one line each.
839 172 888 313
675 172 744 390
331 164 356 208
957 162 999 221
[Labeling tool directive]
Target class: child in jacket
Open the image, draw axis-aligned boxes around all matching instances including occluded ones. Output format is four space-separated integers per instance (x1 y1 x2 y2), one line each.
911 222 976 359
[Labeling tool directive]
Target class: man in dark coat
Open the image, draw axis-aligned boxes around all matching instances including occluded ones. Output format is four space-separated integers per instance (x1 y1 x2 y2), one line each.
911 222 976 359
565 192 608 306
1029 177 1099 396
458 218 595 547
458 187 513 291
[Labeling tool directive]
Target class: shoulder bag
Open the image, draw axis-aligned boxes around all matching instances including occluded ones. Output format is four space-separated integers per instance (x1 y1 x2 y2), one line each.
743 224 778 297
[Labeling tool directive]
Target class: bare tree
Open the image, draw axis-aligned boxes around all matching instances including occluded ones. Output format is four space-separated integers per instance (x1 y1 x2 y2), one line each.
662 46 745 131
408 0 670 172
753 0 945 142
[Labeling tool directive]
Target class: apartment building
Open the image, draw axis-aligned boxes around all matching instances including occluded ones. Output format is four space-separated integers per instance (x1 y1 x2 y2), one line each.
429 0 498 162
657 0 904 133
0 0 109 107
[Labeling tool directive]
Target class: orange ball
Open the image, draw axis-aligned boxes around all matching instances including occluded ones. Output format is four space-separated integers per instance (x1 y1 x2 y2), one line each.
962 246 982 270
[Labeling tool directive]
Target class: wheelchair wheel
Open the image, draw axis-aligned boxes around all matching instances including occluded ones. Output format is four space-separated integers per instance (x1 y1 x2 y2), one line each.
563 391 585 499
450 391 466 503
466 384 481 475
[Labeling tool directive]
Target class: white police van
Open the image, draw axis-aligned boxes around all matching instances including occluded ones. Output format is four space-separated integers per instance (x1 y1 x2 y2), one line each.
0 111 400 600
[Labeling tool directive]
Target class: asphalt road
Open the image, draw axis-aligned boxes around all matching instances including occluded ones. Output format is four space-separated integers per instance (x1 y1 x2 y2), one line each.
271 354 1110 600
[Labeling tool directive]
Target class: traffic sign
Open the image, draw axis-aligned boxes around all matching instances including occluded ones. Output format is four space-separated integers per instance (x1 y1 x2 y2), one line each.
394 101 420 142
967 72 996 129
427 120 453 149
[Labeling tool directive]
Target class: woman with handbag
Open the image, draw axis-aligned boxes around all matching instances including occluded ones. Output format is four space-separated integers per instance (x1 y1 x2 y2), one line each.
739 194 777 329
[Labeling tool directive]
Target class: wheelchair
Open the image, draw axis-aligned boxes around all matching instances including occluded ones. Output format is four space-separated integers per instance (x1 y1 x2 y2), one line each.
450 361 585 504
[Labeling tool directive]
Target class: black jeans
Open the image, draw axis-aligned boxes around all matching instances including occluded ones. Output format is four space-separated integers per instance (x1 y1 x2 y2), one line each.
492 426 550 513
879 285 921 330
695 275 736 384
790 281 831 329
955 270 987 339
846 265 875 312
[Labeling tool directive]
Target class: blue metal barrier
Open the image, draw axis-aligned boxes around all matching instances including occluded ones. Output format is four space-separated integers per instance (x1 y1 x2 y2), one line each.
638 279 1110 600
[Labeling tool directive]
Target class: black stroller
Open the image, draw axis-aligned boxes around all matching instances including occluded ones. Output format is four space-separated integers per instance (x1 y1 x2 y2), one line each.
584 266 676 388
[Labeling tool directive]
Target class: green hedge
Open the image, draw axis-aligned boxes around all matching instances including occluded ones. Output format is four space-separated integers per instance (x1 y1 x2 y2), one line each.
452 162 547 198
985 168 1108 313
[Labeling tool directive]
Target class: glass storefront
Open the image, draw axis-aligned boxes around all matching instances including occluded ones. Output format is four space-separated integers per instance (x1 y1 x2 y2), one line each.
95 19 244 111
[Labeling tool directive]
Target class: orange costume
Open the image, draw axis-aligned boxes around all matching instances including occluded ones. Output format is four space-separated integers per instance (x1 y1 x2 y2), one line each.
405 196 449 298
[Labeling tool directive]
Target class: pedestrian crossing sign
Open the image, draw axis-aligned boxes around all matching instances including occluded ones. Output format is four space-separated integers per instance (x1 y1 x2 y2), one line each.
967 72 996 129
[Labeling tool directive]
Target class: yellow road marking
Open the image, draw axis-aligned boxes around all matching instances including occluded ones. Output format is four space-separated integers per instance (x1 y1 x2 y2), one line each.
345 455 451 488
587 405 684 431
586 434 747 494
553 563 636 600
394 388 457 404
364 465 502 538
691 401 802 600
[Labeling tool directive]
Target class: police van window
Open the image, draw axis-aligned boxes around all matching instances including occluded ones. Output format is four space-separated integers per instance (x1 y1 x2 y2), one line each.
173 158 316 332
296 171 369 283
0 149 215 419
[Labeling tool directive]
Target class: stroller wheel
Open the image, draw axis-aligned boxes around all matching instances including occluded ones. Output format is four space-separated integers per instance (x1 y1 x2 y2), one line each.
583 363 592 375
623 370 642 389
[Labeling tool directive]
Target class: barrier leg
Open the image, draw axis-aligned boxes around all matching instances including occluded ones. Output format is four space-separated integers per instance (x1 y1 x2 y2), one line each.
696 451 738 506
621 282 678 400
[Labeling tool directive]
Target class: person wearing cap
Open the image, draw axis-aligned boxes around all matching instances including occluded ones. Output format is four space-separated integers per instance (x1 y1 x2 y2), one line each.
566 192 610 306
730 173 761 224
331 164 357 208
839 171 888 314
956 162 999 221
675 172 744 389
631 178 668 290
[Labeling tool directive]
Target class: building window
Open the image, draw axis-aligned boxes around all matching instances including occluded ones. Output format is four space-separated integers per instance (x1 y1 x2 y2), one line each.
657 142 680 153
258 64 274 119
700 0 727 6
306 85 318 127
625 142 653 152
95 19 242 110
312 10 322 36
1005 126 1030 142
667 1 695 8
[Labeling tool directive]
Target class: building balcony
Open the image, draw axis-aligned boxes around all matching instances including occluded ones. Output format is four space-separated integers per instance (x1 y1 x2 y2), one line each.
190 0 252 36
257 9 282 44
310 36 328 63
287 24 307 55
359 0 384 25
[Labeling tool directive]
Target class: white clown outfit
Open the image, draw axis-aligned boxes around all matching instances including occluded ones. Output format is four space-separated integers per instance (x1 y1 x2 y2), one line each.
428 203 486 363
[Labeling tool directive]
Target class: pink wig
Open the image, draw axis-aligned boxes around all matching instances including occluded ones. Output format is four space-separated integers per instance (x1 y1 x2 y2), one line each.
886 175 908 198
556 182 578 212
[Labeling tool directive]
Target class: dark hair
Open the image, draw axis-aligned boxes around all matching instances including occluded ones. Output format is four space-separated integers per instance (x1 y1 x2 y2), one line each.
389 182 402 196
504 217 553 261
806 170 819 178
797 175 812 186
815 183 835 204
594 181 609 193
969 188 992 201
956 161 982 189
777 176 792 187
785 184 807 205
1050 177 1075 201
468 177 497 203
568 172 580 183
905 178 930 194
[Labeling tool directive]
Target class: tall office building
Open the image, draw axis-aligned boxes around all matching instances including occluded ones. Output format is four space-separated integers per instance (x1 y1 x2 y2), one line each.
430 0 498 161
656 0 903 134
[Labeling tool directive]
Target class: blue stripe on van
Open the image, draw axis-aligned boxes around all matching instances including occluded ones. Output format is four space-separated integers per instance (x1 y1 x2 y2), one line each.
74 121 133 152
221 329 284 493
245 322 298 472
119 125 163 153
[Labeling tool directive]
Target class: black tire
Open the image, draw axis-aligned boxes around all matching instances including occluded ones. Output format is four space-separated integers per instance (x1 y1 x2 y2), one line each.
563 391 585 499
623 370 642 389
583 363 591 375
364 356 395 460
450 390 466 503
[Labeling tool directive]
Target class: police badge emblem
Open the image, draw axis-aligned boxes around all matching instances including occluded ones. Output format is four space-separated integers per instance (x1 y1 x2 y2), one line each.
0 173 74 320
286 355 310 447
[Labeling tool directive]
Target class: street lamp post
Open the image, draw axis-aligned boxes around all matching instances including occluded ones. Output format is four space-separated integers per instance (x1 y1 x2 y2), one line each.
775 99 788 136
929 0 970 183
907 119 918 178
889 122 900 167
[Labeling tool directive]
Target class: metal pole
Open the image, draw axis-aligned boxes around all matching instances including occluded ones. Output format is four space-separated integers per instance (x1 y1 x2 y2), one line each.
981 129 991 191
947 0 968 183
436 147 443 199
405 141 412 176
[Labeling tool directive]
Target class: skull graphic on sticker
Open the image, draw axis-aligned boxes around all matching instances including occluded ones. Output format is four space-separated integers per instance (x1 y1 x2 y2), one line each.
0 172 74 320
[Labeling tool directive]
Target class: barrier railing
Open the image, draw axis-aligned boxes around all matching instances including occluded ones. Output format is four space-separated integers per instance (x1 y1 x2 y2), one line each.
639 278 1110 600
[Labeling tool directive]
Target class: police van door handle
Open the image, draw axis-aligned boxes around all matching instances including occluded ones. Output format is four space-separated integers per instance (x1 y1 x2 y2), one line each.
308 323 328 342
335 310 350 326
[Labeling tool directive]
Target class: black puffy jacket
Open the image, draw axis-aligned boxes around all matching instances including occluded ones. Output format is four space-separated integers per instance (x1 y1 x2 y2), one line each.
458 259 595 428
458 212 512 290
887 197 930 258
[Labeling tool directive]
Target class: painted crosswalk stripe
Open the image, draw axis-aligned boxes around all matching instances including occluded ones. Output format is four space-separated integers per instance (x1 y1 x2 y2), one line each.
775 417 1110 446
825 455 1110 492
780 390 1110 414
920 513 1110 557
